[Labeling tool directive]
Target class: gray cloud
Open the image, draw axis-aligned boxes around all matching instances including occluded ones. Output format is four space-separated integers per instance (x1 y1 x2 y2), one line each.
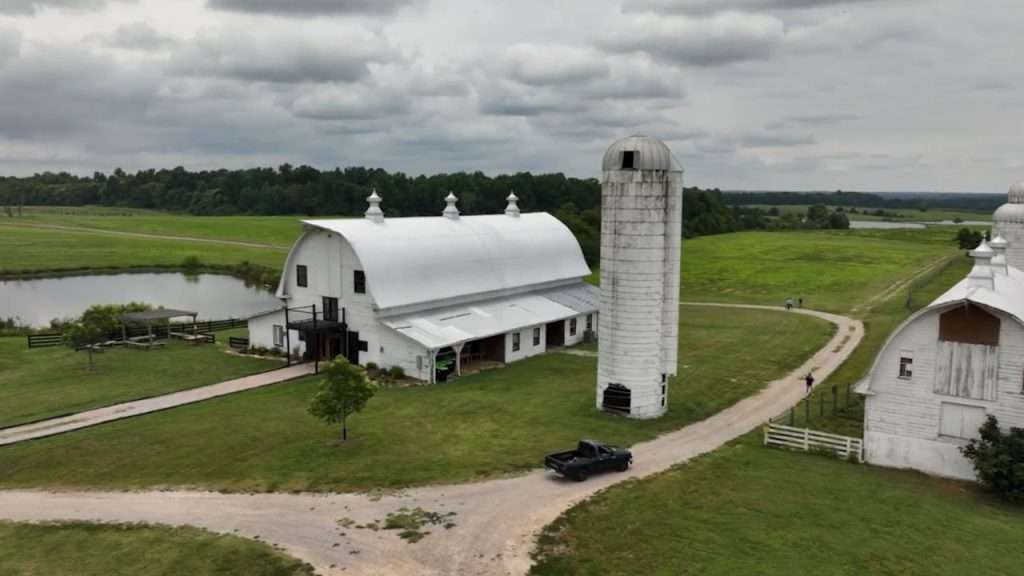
288 85 411 120
501 44 610 86
624 0 888 15
207 0 416 17
171 27 396 84
739 131 817 147
600 12 785 67
0 0 130 15
104 22 178 51
0 28 22 64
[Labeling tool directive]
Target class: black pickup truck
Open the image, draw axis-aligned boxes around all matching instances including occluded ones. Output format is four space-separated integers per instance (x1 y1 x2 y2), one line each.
544 439 632 481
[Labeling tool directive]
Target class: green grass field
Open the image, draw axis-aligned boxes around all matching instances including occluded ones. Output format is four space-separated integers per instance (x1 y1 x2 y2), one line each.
0 336 278 428
530 434 1024 576
0 522 313 576
14 207 306 247
0 224 285 276
679 228 958 312
0 306 832 492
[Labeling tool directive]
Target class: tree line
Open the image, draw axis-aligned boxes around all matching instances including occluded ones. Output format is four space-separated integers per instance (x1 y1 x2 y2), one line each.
3 166 849 268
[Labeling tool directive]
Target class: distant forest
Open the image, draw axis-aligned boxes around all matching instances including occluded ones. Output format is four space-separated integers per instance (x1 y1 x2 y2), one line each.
1 166 978 265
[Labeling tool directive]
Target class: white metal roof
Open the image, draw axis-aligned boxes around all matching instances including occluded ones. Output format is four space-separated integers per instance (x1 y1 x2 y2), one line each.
302 212 591 313
382 282 597 350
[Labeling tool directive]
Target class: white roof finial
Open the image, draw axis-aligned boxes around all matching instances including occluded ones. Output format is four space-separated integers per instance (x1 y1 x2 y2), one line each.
990 234 1009 275
505 191 520 218
443 191 460 220
968 240 995 290
365 189 384 223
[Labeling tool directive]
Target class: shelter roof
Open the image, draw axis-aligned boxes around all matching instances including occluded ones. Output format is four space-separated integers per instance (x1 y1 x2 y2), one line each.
382 282 597 350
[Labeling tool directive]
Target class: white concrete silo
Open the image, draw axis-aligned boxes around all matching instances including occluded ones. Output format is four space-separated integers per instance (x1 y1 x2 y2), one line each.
993 181 1024 270
596 135 683 419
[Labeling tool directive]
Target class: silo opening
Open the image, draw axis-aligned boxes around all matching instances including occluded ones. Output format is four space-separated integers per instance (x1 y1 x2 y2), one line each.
602 383 631 415
621 150 636 170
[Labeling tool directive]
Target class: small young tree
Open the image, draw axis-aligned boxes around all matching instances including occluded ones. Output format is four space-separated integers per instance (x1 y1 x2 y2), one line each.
64 321 104 370
961 415 1024 504
308 357 377 441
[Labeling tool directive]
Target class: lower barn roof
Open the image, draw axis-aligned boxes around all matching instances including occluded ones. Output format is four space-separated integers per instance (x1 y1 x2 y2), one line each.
383 282 598 350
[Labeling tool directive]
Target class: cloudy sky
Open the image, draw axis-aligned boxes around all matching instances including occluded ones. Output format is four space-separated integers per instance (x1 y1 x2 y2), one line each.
0 0 1020 191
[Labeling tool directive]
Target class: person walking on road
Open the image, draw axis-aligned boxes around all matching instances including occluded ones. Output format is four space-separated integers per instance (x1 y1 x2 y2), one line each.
804 372 815 394
785 297 794 310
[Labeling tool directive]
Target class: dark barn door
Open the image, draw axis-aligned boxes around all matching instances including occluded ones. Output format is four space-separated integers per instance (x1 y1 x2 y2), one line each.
345 331 360 365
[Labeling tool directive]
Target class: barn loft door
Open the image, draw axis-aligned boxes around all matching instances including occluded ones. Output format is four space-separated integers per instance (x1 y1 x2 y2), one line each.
939 304 1000 346
934 341 999 401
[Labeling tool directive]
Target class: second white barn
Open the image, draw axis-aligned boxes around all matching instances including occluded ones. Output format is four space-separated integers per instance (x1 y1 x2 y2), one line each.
857 233 1024 480
250 192 599 383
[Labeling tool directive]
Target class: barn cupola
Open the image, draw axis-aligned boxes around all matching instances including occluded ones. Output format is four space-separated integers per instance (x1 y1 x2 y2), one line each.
967 240 995 290
505 191 520 218
365 189 384 223
443 192 460 220
989 234 1009 275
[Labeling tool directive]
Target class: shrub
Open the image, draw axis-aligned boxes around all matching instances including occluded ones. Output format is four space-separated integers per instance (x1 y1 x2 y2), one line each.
365 362 379 372
961 415 1024 504
181 255 203 270
389 365 405 379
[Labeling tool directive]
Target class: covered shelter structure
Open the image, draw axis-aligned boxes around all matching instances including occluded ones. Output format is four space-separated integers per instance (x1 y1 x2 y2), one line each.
119 308 204 349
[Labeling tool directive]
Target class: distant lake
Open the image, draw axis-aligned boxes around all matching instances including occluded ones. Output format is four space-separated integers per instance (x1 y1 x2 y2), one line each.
0 273 281 328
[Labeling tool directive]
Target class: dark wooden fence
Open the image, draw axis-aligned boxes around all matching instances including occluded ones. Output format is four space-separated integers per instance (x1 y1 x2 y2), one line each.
228 336 250 350
26 318 246 349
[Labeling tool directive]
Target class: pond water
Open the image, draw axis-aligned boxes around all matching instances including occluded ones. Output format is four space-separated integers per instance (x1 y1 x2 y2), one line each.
0 273 281 328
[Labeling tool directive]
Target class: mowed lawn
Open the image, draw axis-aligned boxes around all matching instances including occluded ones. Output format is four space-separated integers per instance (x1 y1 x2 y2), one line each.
16 207 307 247
0 306 833 492
0 337 279 428
680 228 959 312
0 223 285 275
530 434 1024 576
0 522 313 576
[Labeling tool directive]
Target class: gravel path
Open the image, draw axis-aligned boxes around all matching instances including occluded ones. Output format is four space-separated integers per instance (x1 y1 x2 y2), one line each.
0 305 863 576
0 363 314 446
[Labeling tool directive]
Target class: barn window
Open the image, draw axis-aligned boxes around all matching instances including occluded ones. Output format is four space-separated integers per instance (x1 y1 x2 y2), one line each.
621 150 636 170
512 332 521 352
533 327 541 347
898 355 913 379
322 297 339 322
570 318 578 337
602 383 631 414
354 270 366 294
296 265 308 288
273 325 284 347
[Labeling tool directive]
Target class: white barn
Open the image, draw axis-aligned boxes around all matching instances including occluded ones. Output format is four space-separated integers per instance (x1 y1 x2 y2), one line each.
857 236 1024 480
249 192 599 383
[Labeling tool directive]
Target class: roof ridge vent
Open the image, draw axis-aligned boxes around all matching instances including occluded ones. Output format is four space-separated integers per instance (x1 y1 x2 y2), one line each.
990 234 1009 275
505 191 520 218
968 240 995 290
365 189 384 223
443 191 460 220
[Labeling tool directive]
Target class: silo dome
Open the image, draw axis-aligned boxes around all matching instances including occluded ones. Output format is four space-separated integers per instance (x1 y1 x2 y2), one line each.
994 181 1024 224
602 135 683 173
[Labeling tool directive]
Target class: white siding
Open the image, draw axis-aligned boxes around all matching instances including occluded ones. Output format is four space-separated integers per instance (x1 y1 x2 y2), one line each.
864 307 1024 480
377 328 431 382
506 326 546 363
248 309 306 356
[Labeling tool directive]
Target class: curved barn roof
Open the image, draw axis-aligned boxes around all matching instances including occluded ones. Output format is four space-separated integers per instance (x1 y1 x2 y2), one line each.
299 213 591 314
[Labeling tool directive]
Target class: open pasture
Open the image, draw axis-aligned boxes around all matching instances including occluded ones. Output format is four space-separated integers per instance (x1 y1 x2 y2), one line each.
0 521 313 576
0 223 285 276
680 228 959 312
0 306 832 492
530 433 1024 576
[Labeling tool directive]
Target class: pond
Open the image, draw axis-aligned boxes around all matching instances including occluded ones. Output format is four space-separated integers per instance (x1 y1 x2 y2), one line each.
0 273 281 328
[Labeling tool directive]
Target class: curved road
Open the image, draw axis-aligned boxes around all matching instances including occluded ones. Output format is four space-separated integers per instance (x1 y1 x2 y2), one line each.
0 305 863 576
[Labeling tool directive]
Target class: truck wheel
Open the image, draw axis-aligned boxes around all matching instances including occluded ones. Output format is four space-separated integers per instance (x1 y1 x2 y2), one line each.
618 460 630 472
575 469 589 482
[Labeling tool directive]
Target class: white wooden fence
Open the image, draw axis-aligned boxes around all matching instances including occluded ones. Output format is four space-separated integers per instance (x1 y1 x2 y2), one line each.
763 422 864 463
